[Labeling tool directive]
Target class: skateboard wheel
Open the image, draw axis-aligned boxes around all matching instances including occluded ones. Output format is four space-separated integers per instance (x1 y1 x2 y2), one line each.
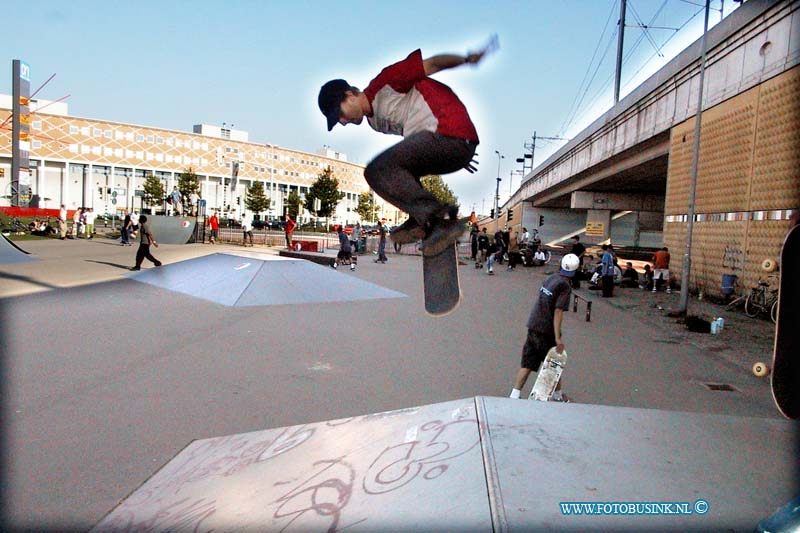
752 362 770 377
761 258 776 272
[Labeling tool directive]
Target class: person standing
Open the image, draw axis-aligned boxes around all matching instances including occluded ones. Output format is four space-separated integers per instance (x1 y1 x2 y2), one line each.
652 247 671 293
189 191 200 216
84 208 97 239
170 186 182 216
520 227 530 247
285 214 296 249
131 215 162 270
351 222 362 254
601 244 615 298
485 237 498 275
58 204 67 240
241 211 254 247
476 227 489 269
120 209 132 245
470 223 479 262
72 208 82 239
375 219 388 263
509 254 579 401
207 211 219 244
507 230 520 271
568 235 586 288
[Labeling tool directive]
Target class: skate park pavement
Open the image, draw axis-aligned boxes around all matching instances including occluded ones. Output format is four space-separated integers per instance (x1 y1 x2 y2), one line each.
0 235 795 530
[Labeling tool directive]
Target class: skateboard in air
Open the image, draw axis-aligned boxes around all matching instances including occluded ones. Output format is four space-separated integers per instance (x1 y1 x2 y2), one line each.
423 242 461 316
771 223 799 419
529 347 568 401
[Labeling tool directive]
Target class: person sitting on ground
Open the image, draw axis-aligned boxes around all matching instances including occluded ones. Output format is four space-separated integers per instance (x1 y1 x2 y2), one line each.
332 225 355 270
639 264 655 290
620 261 640 288
533 248 547 266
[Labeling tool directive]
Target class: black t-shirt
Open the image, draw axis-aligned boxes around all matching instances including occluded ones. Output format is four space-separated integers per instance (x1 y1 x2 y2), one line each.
478 234 489 250
570 242 586 258
526 273 572 333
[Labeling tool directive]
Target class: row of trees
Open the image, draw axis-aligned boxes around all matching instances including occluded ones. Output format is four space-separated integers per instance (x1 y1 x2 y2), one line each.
140 165 458 223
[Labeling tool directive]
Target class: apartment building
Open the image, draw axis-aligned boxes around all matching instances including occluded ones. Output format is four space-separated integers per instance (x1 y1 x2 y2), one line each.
0 95 403 224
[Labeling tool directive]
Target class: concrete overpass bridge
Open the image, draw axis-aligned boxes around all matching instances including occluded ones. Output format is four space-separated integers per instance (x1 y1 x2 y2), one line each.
500 0 799 297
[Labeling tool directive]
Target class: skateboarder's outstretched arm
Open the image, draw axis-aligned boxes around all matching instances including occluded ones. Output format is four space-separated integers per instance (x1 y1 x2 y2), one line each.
422 34 498 76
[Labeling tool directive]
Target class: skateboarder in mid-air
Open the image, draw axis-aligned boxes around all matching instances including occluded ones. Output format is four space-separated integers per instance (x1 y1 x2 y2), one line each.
318 36 496 257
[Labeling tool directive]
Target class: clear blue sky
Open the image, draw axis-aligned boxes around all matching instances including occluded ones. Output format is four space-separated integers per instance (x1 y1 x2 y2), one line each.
2 0 738 214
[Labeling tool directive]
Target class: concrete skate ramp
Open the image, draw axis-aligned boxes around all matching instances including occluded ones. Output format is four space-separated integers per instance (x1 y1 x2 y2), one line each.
130 253 406 307
92 397 797 532
144 215 196 244
0 234 36 264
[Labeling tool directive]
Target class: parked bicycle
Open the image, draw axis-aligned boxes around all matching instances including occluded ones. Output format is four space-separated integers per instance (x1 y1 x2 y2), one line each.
744 276 779 323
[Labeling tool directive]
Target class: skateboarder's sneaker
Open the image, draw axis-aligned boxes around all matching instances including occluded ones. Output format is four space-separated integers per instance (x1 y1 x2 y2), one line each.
390 218 425 244
350 264 356 271
420 219 464 257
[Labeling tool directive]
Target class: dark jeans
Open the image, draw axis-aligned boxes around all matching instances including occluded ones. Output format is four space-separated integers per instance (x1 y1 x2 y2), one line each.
135 244 161 268
364 131 476 226
378 238 387 261
602 275 614 297
120 227 129 244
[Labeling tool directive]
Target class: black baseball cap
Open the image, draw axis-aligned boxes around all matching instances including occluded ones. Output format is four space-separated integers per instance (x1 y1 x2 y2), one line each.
318 79 350 131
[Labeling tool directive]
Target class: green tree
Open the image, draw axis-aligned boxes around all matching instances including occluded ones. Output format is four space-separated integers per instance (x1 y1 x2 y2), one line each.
245 181 271 216
421 175 459 208
177 167 200 197
355 191 380 222
286 191 303 220
142 174 165 209
305 166 344 225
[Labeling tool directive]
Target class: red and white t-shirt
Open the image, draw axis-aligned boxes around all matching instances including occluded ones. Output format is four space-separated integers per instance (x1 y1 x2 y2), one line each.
364 50 479 143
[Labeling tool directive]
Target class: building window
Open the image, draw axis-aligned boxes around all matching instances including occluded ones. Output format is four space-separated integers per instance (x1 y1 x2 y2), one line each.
32 121 41 130
125 132 133 141
93 128 102 137
136 134 144 142
32 140 42 149
156 137 164 145
69 125 79 134
176 139 183 148
115 131 124 140
221 128 231 139
146 135 154 143
104 130 112 138
69 144 78 153
81 127 90 136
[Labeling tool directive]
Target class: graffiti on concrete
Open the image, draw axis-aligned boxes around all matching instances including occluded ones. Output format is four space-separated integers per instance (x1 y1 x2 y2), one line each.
722 243 744 270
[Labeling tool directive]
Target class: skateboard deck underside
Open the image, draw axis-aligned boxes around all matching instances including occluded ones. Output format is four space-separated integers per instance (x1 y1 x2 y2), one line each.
772 224 799 419
423 243 460 316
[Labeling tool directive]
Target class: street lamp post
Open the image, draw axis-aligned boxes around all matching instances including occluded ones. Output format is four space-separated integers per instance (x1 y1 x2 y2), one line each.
679 0 711 315
494 150 504 232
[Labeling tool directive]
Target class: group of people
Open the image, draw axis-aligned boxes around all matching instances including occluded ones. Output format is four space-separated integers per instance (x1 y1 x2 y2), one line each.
469 225 547 275
331 219 390 269
56 204 98 240
580 244 672 297
166 186 201 217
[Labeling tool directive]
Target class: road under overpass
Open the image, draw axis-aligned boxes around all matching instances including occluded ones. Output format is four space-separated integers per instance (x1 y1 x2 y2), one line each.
499 0 799 287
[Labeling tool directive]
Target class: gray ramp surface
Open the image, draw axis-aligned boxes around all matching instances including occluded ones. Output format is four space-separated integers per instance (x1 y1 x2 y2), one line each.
145 215 197 244
131 253 406 307
93 397 798 532
0 233 36 264
92 398 491 532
